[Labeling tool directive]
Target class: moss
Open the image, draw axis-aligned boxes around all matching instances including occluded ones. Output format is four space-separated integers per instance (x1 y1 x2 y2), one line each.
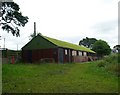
43 35 95 53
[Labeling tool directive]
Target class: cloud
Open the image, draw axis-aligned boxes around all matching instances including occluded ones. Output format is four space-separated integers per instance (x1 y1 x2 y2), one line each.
89 20 118 48
91 20 117 33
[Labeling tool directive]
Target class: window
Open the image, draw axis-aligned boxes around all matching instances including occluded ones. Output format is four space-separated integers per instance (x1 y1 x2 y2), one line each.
74 51 77 56
78 51 82 56
72 50 77 56
72 51 74 56
83 52 87 56
65 49 67 55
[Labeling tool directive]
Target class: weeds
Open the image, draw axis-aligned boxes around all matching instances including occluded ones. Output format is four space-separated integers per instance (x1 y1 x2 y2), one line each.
97 54 120 75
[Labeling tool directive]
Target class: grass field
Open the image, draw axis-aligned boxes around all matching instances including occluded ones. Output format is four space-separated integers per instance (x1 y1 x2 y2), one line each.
2 54 119 93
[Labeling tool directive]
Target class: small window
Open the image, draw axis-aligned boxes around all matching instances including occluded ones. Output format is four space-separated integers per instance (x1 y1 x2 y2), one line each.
72 50 77 56
65 49 67 55
74 51 77 56
83 52 87 56
78 51 82 56
72 51 74 56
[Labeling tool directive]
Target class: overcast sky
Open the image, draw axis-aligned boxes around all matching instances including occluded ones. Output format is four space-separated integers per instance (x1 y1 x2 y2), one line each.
0 0 119 50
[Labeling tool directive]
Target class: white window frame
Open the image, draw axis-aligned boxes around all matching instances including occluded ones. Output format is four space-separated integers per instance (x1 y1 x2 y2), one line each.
74 51 77 56
72 51 74 56
72 50 77 56
65 49 67 55
83 52 87 56
78 51 82 56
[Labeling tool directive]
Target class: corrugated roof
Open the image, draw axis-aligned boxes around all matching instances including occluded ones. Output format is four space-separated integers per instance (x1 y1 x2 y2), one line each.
41 35 95 53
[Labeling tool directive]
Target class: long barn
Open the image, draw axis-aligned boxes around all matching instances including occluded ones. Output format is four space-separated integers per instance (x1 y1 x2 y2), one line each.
22 34 95 63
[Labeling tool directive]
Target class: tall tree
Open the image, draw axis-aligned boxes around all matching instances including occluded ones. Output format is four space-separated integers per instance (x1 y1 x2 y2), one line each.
79 37 97 49
0 2 29 37
92 40 111 57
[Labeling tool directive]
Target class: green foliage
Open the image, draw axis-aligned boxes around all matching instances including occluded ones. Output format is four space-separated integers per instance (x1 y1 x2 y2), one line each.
97 54 120 75
97 60 107 67
92 40 111 57
79 37 97 49
0 2 28 37
2 63 118 93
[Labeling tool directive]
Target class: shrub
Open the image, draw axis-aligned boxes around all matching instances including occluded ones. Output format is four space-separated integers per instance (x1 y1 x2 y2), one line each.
103 54 118 64
97 54 120 76
97 60 107 67
105 64 120 76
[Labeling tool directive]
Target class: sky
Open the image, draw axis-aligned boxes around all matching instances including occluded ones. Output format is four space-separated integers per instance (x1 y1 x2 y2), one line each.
0 0 119 50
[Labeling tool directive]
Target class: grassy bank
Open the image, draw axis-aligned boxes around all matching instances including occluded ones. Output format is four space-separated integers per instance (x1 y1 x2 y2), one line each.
2 60 119 93
96 54 120 75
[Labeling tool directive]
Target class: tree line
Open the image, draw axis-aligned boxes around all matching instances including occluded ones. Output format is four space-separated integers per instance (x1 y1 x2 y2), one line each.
79 37 119 57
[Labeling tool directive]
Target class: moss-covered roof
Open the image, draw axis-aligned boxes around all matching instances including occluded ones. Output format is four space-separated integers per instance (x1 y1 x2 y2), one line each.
41 35 95 53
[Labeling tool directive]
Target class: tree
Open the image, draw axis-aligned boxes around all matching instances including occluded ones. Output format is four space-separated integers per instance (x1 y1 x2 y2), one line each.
79 37 97 49
0 2 29 37
113 45 120 53
29 32 42 40
92 40 111 57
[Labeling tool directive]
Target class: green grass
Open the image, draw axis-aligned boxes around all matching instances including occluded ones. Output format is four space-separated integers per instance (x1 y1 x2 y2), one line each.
2 60 119 93
97 54 120 75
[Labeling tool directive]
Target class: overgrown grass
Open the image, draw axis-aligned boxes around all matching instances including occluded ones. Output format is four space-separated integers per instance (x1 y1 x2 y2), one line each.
2 61 119 93
96 54 120 76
